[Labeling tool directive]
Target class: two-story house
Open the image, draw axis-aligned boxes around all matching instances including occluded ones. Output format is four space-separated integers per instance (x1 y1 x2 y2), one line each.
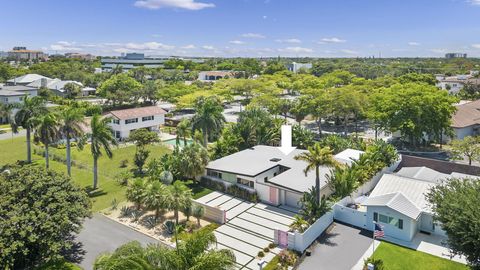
106 106 166 140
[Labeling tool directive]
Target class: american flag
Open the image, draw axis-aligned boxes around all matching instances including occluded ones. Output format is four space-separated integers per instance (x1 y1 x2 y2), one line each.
374 223 384 238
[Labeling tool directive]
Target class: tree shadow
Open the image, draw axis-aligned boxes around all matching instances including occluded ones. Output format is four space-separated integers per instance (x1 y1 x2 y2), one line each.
61 234 86 264
318 231 340 247
84 186 107 198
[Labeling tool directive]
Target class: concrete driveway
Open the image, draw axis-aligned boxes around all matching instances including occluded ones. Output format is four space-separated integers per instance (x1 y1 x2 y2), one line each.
77 214 160 270
197 191 297 270
298 222 373 270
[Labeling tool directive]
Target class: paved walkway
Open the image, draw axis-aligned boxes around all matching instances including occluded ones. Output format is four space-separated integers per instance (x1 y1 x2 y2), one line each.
0 129 25 140
77 214 160 270
198 191 297 269
298 222 373 270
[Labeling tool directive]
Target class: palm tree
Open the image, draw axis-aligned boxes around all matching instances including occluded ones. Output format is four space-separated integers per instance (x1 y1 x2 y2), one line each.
294 143 339 201
289 215 309 233
176 118 191 146
192 205 204 227
94 230 236 270
59 106 85 176
89 114 117 190
0 103 15 127
168 181 192 225
33 113 60 169
179 142 209 180
126 178 146 210
143 181 168 222
191 96 225 147
13 96 48 163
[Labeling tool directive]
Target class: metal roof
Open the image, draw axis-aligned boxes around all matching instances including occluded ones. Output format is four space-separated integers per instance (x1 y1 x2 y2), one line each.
364 192 421 220
396 166 449 184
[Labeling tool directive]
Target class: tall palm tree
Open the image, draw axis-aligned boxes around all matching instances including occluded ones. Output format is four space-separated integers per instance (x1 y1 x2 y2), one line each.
89 114 117 190
294 143 339 201
176 118 191 146
13 96 48 163
168 181 192 225
289 215 309 233
33 113 60 169
143 181 168 223
94 230 236 270
191 96 225 147
59 106 85 176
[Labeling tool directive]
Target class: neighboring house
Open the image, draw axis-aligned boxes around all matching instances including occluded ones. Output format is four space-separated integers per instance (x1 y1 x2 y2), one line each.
363 166 478 242
204 145 363 208
0 84 38 123
450 99 480 140
106 106 166 140
6 74 51 86
286 62 312 73
197 71 234 81
65 53 96 61
436 72 480 94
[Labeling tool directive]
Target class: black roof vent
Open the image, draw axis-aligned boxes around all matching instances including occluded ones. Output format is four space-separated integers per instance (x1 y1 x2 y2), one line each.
270 158 281 162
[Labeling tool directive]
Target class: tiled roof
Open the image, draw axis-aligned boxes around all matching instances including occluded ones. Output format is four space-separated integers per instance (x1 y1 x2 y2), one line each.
451 99 480 128
107 106 166 120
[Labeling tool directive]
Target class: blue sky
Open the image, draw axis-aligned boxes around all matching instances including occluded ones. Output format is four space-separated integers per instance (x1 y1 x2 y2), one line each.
1 0 479 57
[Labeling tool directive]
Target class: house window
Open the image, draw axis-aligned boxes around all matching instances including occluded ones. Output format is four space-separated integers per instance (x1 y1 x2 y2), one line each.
207 170 222 179
125 118 138 124
373 212 378 222
378 213 403 229
264 177 268 182
5 98 8 102
237 177 254 188
142 115 154 121
273 172 277 176
112 119 120 125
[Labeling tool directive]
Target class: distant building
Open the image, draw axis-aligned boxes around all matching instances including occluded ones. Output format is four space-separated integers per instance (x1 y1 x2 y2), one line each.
6 74 95 97
450 99 480 140
6 74 51 86
197 71 234 81
286 62 312 73
65 53 96 61
101 53 168 72
0 51 8 58
8 47 46 61
106 106 166 140
445 53 467 59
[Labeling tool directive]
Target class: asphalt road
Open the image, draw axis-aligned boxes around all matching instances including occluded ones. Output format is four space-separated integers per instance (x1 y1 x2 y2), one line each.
77 214 160 270
298 222 373 270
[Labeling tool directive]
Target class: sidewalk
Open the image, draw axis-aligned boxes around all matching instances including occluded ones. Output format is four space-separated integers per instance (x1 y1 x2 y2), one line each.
351 240 380 270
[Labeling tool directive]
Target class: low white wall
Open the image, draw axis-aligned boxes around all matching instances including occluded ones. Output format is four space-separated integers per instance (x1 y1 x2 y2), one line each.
276 211 334 253
192 200 226 224
333 204 367 229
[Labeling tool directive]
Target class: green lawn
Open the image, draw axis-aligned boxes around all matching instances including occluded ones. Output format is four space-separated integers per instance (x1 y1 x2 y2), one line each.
0 137 171 211
372 242 469 270
188 182 213 199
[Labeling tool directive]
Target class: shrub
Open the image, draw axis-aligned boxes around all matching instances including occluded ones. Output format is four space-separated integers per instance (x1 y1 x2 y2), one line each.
110 198 118 210
268 243 276 249
120 206 135 218
263 247 270 253
163 220 175 234
257 251 265 258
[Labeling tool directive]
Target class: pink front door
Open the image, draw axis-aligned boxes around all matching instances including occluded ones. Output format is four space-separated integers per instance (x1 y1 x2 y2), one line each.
269 186 278 205
277 230 288 248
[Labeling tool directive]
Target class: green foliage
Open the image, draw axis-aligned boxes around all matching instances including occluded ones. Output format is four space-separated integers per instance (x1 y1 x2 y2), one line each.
191 96 225 146
94 229 236 270
127 128 160 148
363 258 385 270
192 204 205 226
327 165 359 199
449 136 480 165
175 142 209 180
289 215 309 233
319 135 366 154
97 73 142 106
427 178 480 268
0 165 91 269
298 188 332 224
126 178 146 210
292 124 315 150
133 148 150 173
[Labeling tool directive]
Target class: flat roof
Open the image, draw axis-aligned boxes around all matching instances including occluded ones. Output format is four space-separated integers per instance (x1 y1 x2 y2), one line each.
206 145 362 193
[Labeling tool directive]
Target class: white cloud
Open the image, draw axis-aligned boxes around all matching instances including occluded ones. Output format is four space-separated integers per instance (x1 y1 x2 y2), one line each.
468 0 480 5
278 47 313 53
262 15 267 19
202 45 215 50
240 33 266 39
430 48 447 54
275 38 302 44
50 41 82 51
318 37 346 44
340 49 358 55
472 44 480 49
229 40 246 45
134 0 214 10
408 42 420 46
181 44 196 49
125 41 174 50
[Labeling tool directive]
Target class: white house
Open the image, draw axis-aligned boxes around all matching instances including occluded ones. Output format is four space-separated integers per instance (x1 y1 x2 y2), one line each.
436 73 480 94
7 74 95 97
363 166 479 242
450 99 480 140
205 145 363 208
106 106 166 140
197 71 234 82
6 74 50 86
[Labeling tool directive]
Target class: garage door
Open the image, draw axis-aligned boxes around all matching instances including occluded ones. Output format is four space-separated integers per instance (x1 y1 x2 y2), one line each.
285 191 301 208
